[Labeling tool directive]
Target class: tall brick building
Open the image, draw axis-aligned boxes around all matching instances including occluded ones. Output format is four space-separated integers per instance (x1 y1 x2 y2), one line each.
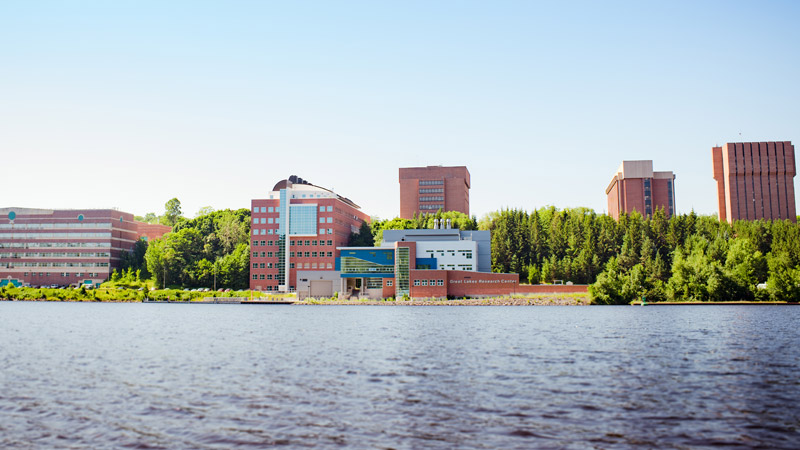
606 160 675 220
712 141 796 223
250 176 370 292
399 166 470 219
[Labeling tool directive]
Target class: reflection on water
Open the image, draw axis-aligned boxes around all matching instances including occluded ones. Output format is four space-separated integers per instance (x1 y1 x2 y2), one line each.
1 303 798 449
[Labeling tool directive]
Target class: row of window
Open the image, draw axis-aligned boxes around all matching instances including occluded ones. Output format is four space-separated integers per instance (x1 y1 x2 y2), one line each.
419 180 444 186
0 233 112 239
413 279 445 286
0 242 111 249
419 204 444 210
419 188 444 194
251 263 334 278
0 223 112 230
252 228 334 235
251 239 336 247
23 272 100 277
4 262 110 268
419 196 444 202
0 252 111 259
252 251 335 259
253 205 335 213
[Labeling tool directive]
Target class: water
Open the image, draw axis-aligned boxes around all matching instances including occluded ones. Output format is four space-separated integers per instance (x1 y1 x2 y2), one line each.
1 302 798 449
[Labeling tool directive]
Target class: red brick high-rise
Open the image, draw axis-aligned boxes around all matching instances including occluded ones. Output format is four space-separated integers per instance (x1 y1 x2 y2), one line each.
712 141 796 223
606 160 675 220
399 166 470 219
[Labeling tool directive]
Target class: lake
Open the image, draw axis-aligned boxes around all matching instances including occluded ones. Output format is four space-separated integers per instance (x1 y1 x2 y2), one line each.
1 302 798 449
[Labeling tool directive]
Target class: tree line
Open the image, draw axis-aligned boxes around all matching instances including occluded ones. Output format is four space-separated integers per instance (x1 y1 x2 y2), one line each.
482 207 800 303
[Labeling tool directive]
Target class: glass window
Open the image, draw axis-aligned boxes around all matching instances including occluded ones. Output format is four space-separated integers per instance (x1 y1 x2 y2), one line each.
421 280 428 286
327 206 333 212
320 218 325 223
312 240 317 246
327 229 332 235
327 251 332 257
260 207 266 213
312 252 318 257
437 280 444 286
268 207 274 213
268 218 274 224
320 206 325 212
414 279 421 286
320 229 325 235
304 240 310 246
304 252 310 257
327 240 333 246
252 263 258 268
290 263 295 268
387 280 393 286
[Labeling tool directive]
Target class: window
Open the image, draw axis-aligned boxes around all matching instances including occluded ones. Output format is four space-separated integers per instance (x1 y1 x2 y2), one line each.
327 263 332 269
252 274 258 280
320 206 325 212
311 263 317 269
320 228 326 235
268 218 274 224
419 180 444 186
421 280 428 286
419 188 444 194
327 240 333 246
268 240 273 246
268 207 274 213
419 204 444 210
312 240 317 246
290 263 295 268
260 252 266 257
327 229 333 235
327 206 333 212
290 252 295 257
259 274 265 280
304 252 310 257
320 217 326 223
305 240 311 246
260 241 266 246
326 217 333 223
327 251 333 257
259 263 265 268
296 240 302 246
252 263 258 269
267 252 273 257
437 280 444 286
429 280 436 285
312 252 318 257
252 251 257 257
387 280 393 286
414 279 421 286
252 240 258 246
267 274 273 280
267 263 273 268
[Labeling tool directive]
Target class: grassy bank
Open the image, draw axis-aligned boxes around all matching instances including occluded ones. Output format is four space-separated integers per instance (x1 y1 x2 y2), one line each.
297 292 592 306
0 286 269 302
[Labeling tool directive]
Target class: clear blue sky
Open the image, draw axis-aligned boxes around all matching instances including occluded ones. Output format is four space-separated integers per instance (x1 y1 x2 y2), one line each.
2 1 798 220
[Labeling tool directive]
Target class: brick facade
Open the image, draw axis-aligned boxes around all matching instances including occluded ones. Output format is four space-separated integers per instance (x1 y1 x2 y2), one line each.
606 161 675 220
712 141 796 223
0 208 153 287
399 166 470 219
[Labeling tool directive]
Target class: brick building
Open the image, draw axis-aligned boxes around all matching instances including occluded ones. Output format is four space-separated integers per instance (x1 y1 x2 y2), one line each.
712 141 796 223
249 176 370 292
0 208 170 288
296 226 519 300
606 160 675 220
399 166 470 218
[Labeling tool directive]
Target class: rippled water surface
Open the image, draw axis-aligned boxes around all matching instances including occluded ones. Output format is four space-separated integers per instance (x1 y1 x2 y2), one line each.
1 302 799 449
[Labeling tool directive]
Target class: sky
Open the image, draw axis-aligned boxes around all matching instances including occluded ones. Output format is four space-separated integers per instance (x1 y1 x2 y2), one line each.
2 0 799 221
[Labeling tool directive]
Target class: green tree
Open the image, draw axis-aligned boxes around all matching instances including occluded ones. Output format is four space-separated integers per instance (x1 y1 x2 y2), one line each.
162 198 183 226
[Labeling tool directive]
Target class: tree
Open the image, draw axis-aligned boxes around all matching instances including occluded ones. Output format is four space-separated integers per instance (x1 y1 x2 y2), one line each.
348 221 375 247
162 198 183 226
196 206 216 217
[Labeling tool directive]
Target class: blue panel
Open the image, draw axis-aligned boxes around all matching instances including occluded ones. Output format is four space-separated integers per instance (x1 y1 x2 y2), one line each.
414 257 437 270
339 248 394 264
